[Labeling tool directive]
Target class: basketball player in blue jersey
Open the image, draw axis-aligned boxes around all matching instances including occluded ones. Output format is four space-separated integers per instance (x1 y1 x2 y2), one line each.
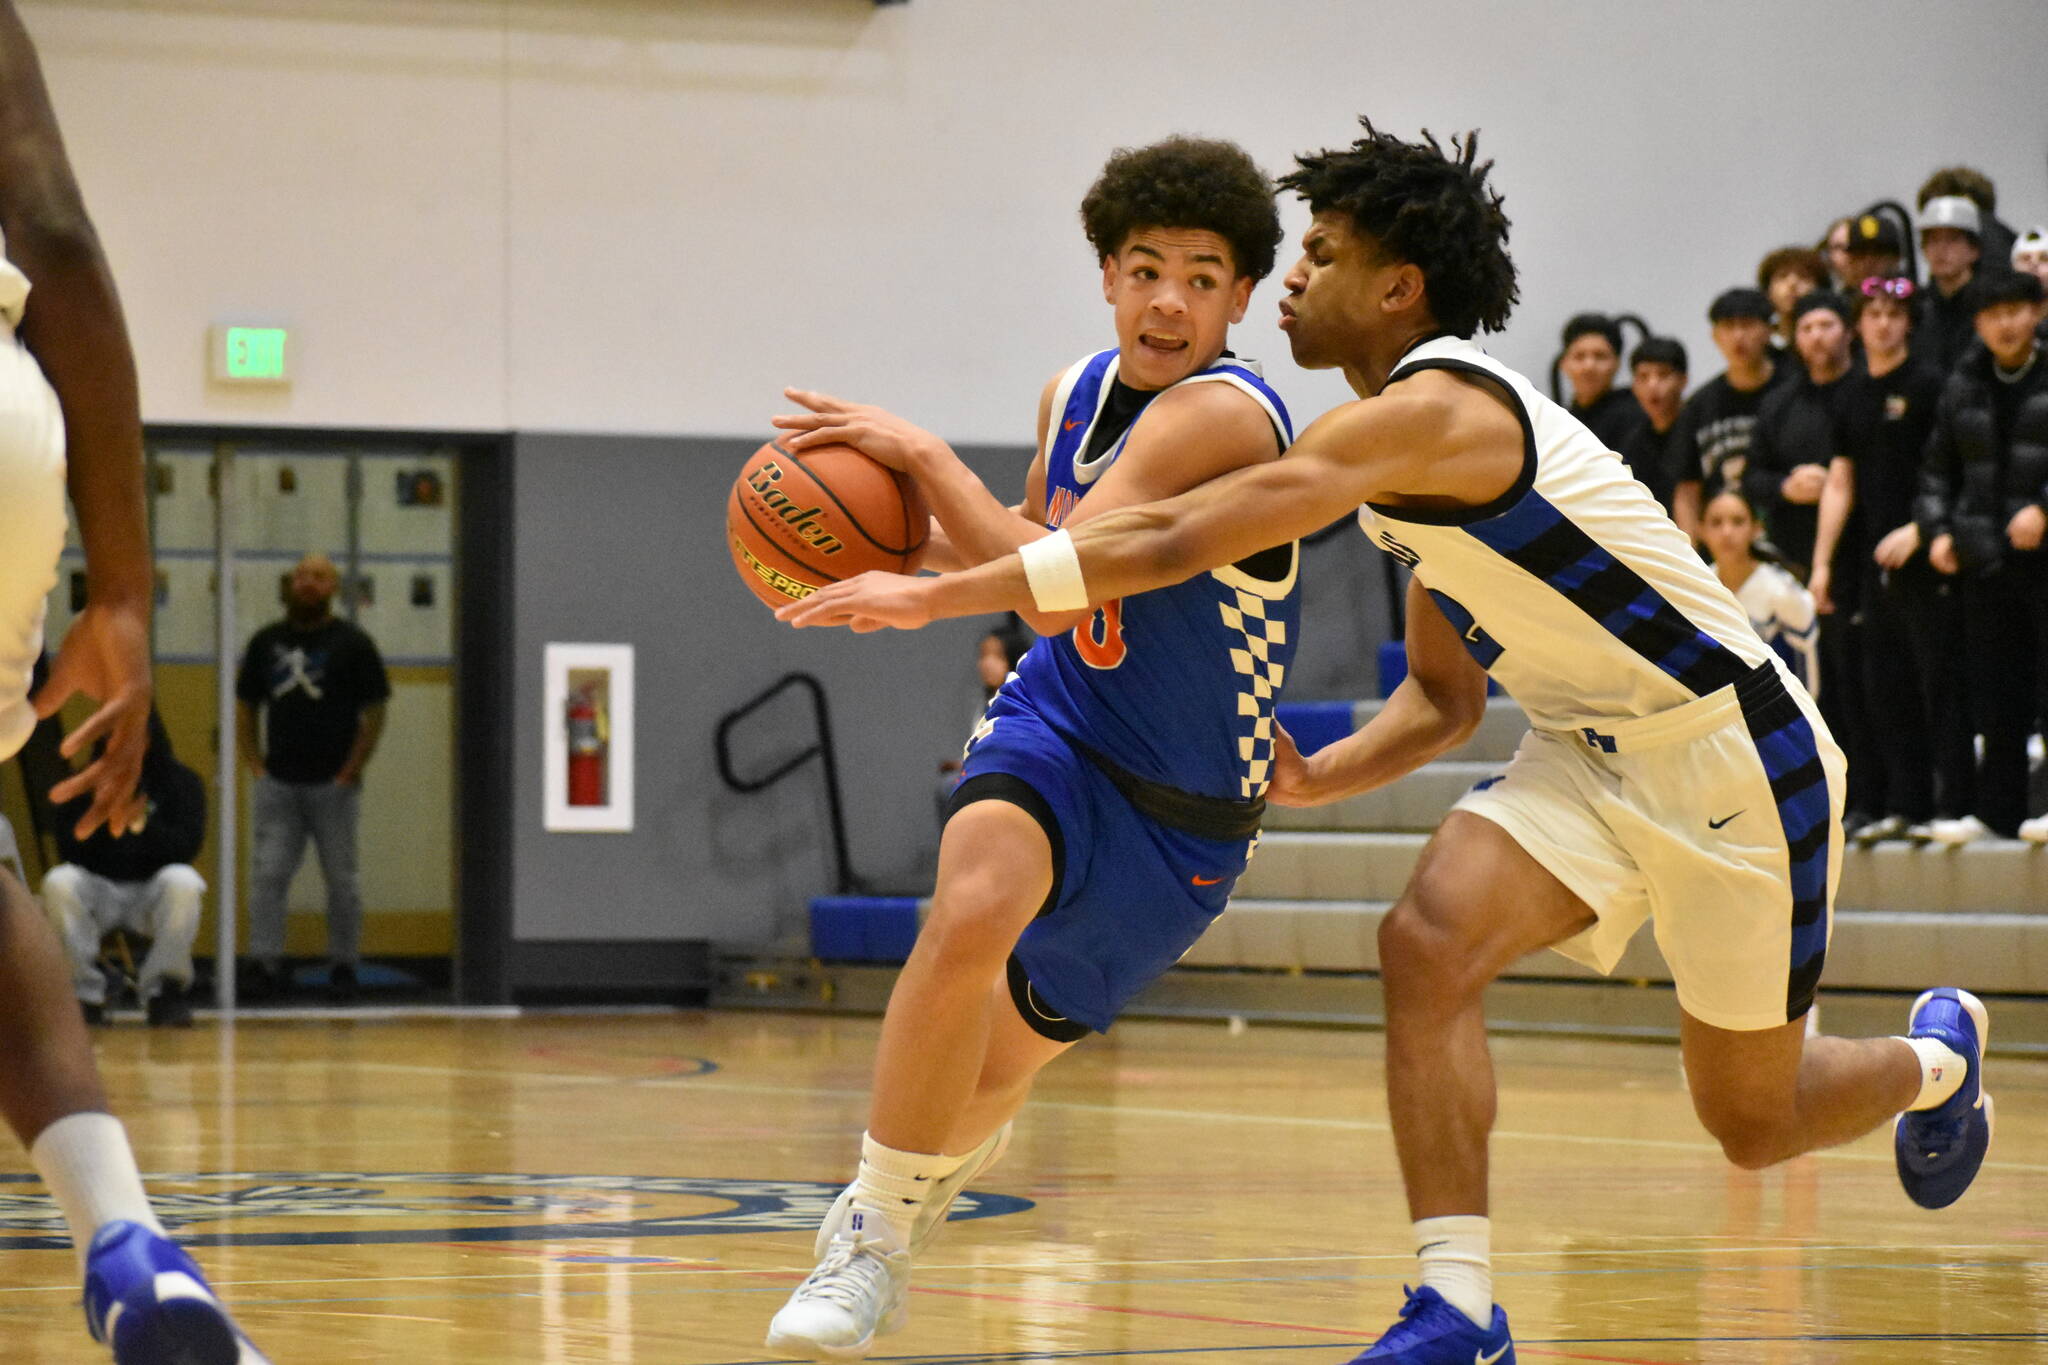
783 120 1990 1365
0 5 267 1361
763 137 1299 1359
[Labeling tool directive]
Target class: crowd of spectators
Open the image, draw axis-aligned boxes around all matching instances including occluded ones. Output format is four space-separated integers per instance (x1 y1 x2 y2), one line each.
1562 165 2048 846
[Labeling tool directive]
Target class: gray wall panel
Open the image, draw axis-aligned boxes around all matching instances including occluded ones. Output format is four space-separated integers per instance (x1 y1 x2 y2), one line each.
510 433 1032 947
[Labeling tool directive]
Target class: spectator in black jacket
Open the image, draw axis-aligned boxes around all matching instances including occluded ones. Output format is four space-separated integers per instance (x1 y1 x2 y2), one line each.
1811 276 1968 842
1674 288 1783 494
1915 268 2048 843
1918 196 1986 376
40 712 206 1026
1558 312 1644 451
1615 336 1696 534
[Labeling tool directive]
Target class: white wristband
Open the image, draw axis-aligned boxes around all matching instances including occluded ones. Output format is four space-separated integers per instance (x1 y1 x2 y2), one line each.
1019 528 1089 612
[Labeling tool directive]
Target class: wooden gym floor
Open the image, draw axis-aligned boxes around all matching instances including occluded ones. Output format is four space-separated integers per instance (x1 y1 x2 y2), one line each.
0 1009 2042 1363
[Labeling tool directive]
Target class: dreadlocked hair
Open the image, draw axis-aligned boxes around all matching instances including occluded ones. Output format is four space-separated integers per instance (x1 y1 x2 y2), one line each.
1278 118 1518 336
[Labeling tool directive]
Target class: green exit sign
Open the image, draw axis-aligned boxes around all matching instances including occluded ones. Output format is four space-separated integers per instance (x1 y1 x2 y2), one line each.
208 324 291 383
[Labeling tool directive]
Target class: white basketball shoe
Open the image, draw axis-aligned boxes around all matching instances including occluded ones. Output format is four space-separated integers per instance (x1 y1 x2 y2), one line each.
766 1210 909 1360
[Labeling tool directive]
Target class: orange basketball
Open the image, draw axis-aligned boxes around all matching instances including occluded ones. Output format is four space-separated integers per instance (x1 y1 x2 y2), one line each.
728 438 929 610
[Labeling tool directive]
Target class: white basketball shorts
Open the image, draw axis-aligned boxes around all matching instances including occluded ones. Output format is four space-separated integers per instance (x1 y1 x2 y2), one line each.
0 333 66 763
1455 661 1846 1031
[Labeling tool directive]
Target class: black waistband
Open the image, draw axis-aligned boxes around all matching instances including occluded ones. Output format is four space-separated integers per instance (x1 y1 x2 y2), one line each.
1075 742 1264 843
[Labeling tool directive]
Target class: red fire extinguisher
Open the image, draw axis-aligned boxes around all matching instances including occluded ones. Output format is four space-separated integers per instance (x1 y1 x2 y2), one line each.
566 683 606 806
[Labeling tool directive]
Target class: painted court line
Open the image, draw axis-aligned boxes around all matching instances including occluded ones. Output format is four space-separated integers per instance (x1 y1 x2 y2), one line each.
267 1060 2048 1175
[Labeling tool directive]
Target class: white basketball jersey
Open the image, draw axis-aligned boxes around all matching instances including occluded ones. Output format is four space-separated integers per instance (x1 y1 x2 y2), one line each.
1358 335 1777 728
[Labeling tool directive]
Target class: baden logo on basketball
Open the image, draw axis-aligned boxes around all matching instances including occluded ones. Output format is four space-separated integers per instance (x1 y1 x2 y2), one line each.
0 1172 1032 1251
746 460 846 555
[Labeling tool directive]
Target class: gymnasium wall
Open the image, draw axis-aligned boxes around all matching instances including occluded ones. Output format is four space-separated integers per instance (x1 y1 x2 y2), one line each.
25 0 2048 448
509 433 1023 948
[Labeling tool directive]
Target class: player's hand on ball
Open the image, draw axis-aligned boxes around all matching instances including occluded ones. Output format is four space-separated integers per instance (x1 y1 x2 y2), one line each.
776 571 935 632
775 389 943 474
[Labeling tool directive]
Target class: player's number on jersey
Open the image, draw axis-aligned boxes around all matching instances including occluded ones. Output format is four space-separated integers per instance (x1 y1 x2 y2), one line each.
1073 599 1127 670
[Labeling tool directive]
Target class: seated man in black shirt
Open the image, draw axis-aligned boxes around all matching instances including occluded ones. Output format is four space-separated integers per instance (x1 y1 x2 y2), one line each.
1558 312 1644 451
41 712 207 1026
1614 336 1696 534
1812 276 1966 844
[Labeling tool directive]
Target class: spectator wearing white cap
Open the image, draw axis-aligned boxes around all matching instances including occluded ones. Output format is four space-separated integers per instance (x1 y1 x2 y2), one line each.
1919 195 1984 374
1917 165 2018 266
2013 228 2048 342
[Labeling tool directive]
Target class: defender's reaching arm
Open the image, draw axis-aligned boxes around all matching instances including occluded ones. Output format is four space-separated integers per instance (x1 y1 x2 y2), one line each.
777 378 1501 632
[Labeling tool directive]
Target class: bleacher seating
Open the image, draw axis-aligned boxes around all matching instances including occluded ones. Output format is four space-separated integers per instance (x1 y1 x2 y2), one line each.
814 696 2048 997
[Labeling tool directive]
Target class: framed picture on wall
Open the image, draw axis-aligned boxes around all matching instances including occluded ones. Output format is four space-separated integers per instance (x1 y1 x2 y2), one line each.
543 642 635 833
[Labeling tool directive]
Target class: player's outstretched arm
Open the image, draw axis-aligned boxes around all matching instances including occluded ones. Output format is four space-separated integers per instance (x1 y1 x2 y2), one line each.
1266 576 1488 806
776 382 1057 570
0 0 151 837
778 399 1415 632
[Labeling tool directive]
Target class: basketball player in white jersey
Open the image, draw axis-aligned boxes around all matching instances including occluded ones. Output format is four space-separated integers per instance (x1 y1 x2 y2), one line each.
0 5 266 1360
782 120 1989 1365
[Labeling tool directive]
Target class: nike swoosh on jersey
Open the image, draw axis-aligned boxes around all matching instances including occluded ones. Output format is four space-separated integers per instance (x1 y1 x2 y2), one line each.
1063 419 1082 430
1476 1345 1509 1365
1191 875 1224 886
1708 810 1744 829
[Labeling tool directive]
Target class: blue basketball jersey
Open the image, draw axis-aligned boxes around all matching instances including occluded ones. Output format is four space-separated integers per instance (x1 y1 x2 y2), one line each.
1007 348 1299 802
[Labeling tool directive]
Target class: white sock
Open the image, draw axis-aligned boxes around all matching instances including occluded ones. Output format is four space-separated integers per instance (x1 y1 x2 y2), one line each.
1897 1036 1968 1111
1414 1214 1492 1328
849 1132 965 1246
29 1112 165 1267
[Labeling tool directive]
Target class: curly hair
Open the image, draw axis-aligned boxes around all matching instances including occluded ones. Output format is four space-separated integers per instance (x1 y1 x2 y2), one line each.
1277 118 1517 336
1917 166 1997 213
1756 245 1826 292
1079 136 1282 282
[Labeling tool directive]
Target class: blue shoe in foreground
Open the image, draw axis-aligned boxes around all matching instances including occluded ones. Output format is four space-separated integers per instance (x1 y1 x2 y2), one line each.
1344 1284 1514 1364
1895 987 1993 1210
83 1221 270 1364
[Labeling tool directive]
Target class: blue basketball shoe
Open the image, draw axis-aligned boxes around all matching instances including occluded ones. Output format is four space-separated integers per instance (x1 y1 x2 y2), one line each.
83 1220 270 1364
1895 988 1993 1210
1344 1285 1514 1364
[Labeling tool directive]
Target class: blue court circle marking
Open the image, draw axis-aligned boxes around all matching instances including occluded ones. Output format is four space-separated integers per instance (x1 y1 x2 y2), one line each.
0 1172 1030 1251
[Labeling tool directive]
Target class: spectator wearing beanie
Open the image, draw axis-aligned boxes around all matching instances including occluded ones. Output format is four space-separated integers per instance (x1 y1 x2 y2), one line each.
1558 312 1645 451
1811 275 1969 842
1915 268 2048 843
1758 246 1828 352
1745 290 1881 829
1615 336 1696 532
1919 195 1987 375
1673 288 1785 495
